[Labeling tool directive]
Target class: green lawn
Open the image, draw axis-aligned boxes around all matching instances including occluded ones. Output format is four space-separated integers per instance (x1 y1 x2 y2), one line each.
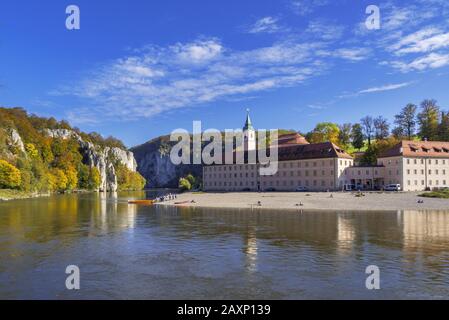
419 189 449 199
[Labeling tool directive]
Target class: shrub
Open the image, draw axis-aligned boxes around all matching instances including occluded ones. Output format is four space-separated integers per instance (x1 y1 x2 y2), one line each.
0 160 21 189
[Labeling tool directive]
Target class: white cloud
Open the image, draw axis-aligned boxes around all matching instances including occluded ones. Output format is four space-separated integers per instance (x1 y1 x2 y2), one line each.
389 28 449 55
55 35 371 121
172 39 223 64
248 17 281 34
305 20 345 40
339 82 413 98
357 82 413 94
291 0 329 16
389 53 449 72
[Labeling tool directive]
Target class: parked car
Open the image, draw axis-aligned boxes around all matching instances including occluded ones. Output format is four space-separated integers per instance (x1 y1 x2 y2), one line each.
384 184 401 191
265 187 276 192
295 186 309 192
344 184 356 191
242 188 251 191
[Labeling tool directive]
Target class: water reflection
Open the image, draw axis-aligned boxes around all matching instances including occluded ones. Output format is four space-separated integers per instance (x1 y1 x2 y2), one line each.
1 194 449 299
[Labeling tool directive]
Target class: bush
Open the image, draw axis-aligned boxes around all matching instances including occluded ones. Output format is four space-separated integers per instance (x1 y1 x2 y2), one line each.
0 160 21 189
116 164 146 191
178 177 191 191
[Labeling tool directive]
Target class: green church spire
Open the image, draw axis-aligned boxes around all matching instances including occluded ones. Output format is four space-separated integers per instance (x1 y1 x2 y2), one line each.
243 108 254 131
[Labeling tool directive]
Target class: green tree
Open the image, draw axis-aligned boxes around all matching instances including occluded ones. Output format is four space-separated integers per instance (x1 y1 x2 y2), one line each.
338 123 352 147
179 177 191 191
394 103 417 140
307 122 340 144
351 123 365 150
418 99 440 140
438 112 449 141
186 174 196 188
0 160 21 189
88 167 101 190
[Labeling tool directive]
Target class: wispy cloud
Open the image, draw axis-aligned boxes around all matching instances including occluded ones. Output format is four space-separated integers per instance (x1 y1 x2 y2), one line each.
388 53 449 72
339 82 413 98
248 16 283 34
290 0 329 16
55 36 369 121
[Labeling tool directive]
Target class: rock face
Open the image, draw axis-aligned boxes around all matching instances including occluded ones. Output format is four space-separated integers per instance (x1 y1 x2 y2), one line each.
9 129 25 153
131 136 202 188
45 129 138 192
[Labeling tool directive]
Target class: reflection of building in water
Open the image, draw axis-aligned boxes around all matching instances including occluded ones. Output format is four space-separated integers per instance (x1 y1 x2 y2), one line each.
243 228 258 273
401 210 449 246
337 214 356 253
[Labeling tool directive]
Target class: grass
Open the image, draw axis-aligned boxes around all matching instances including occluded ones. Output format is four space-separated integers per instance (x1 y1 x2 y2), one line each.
419 189 449 199
0 189 35 201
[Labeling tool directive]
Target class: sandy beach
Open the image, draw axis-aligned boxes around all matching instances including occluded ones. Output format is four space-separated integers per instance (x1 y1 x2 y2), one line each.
158 191 449 211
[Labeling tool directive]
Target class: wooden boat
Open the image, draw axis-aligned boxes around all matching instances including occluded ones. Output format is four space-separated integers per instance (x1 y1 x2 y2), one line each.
174 200 192 205
128 199 154 205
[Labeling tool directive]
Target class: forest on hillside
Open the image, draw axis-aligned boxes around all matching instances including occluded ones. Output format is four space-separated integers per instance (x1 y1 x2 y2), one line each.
302 99 449 165
0 107 145 193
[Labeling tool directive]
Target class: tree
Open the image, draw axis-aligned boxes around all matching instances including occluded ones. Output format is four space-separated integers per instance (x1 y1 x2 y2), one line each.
50 169 68 192
394 103 417 140
351 123 365 150
65 166 78 191
418 99 440 140
338 123 352 147
178 177 191 191
307 122 340 144
0 160 21 189
186 174 196 188
88 167 101 190
360 116 374 146
438 112 449 141
373 116 390 140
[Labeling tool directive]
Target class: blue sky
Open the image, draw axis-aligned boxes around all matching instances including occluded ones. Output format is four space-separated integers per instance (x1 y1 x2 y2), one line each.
1 0 449 147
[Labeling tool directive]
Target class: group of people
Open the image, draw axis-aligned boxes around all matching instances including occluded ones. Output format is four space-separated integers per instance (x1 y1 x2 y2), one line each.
156 193 177 202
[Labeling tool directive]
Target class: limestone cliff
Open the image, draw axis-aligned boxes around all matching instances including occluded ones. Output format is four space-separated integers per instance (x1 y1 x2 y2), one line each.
45 129 138 192
131 135 202 188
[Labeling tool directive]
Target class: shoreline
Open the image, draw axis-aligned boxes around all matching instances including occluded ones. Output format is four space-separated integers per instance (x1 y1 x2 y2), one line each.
158 191 449 212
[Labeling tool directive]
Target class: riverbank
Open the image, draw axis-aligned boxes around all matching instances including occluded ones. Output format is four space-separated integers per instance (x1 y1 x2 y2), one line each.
158 191 449 211
0 189 49 201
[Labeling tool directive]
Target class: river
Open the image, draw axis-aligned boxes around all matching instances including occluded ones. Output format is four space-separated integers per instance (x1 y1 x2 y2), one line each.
1 191 449 299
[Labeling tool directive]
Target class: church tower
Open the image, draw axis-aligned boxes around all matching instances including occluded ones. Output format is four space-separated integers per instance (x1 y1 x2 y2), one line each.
243 109 256 151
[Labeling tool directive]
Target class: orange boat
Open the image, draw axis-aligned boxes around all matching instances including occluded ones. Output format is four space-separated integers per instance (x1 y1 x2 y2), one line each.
128 199 154 205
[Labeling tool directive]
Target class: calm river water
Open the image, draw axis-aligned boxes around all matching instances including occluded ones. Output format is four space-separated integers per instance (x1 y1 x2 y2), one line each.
1 191 449 299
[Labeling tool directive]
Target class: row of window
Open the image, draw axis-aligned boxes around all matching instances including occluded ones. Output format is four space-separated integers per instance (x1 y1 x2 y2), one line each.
205 169 335 180
204 180 334 188
406 169 447 175
405 158 448 165
407 180 447 186
204 159 353 172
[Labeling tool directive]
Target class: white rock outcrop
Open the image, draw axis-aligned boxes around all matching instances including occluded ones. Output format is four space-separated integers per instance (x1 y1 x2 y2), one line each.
45 129 138 192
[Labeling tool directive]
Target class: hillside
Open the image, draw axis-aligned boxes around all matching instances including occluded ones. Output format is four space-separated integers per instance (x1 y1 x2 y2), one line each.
0 107 145 194
131 135 202 188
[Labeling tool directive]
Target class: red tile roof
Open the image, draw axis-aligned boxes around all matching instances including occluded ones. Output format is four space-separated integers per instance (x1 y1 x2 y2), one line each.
277 133 310 146
379 140 449 158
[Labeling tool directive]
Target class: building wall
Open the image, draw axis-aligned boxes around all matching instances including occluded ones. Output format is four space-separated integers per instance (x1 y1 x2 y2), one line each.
203 157 354 192
204 154 449 192
401 157 449 191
